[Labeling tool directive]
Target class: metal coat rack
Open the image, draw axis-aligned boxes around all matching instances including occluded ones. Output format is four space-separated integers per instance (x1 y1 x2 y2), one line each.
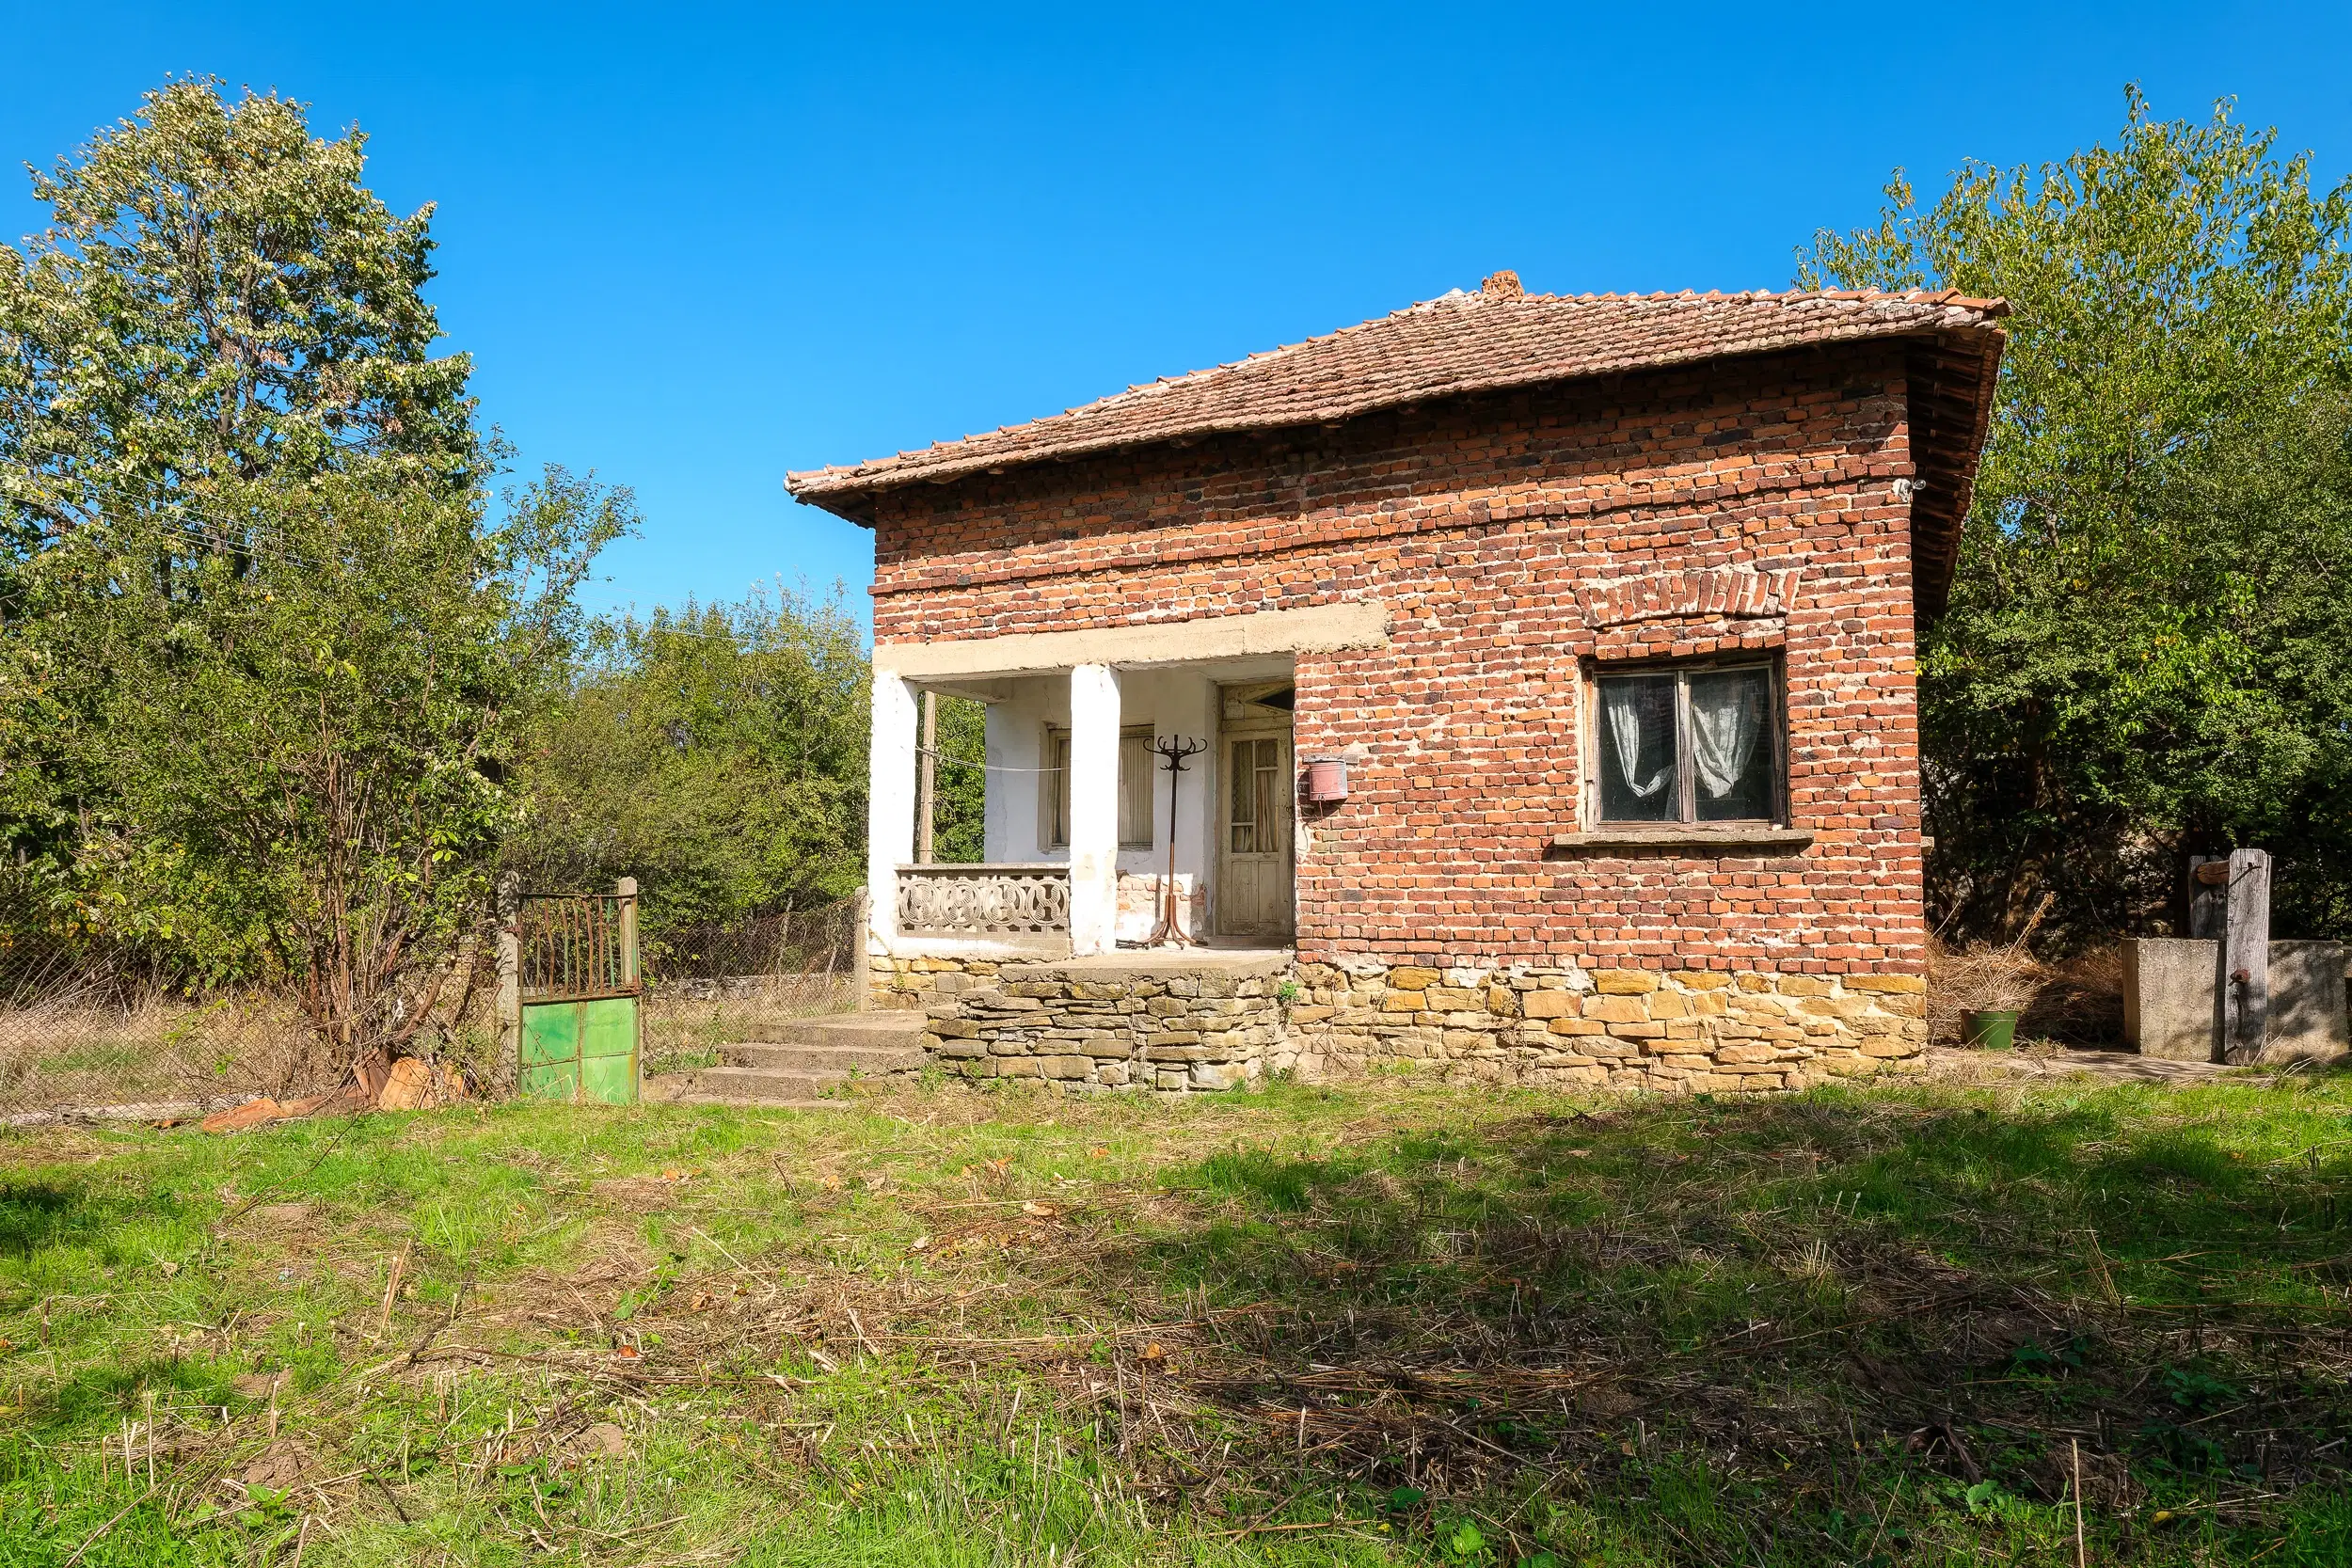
1146 736 1207 946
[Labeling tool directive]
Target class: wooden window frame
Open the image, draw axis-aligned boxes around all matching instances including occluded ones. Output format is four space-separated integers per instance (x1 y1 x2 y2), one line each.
1044 723 1157 851
1582 655 1788 831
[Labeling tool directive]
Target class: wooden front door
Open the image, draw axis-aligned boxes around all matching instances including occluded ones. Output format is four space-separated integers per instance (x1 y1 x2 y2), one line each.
1217 730 1295 941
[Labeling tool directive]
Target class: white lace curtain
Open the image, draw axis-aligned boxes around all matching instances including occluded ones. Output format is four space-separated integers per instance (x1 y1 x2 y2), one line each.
1607 674 1764 803
1691 676 1762 800
1604 685 1672 799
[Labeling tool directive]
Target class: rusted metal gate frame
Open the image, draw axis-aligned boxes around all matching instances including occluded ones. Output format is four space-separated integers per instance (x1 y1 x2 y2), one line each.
508 876 643 1104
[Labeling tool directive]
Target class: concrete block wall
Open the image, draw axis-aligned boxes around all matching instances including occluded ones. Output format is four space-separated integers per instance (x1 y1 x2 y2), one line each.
2124 938 2351 1063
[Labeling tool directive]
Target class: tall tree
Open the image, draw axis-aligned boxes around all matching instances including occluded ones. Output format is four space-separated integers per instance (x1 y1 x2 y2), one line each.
1 79 485 883
0 82 628 1075
1800 90 2352 942
0 78 477 543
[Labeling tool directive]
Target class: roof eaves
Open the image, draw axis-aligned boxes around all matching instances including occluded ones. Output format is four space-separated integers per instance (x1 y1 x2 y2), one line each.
784 289 2010 508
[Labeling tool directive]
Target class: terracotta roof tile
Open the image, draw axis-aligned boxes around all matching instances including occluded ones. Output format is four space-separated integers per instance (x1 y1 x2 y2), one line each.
787 285 2010 504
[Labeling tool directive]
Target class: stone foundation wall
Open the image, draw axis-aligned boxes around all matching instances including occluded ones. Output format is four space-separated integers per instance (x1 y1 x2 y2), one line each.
870 955 1295 1093
871 954 1926 1095
1289 960 1927 1091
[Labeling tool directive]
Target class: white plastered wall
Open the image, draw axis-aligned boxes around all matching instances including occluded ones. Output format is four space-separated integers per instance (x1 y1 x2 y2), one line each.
978 667 1225 943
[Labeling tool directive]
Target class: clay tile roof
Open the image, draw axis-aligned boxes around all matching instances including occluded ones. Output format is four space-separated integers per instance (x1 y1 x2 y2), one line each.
787 286 2009 511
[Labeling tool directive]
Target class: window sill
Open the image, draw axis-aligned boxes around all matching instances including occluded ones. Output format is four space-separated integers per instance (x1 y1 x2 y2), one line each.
1549 826 1814 855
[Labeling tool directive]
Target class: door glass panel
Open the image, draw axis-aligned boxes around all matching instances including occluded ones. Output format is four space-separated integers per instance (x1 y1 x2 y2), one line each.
1597 674 1678 822
1252 741 1282 856
1691 668 1772 821
1229 739 1259 853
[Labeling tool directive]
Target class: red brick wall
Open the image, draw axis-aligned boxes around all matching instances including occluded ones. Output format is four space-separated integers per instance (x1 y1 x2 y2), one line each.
868 343 1926 979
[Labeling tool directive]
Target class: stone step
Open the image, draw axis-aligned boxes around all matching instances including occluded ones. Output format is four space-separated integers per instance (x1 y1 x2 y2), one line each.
784 1011 930 1049
649 1065 851 1103
645 1087 857 1111
723 1039 926 1074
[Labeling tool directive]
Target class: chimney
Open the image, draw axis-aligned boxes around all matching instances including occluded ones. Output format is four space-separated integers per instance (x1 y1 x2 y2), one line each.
1481 270 1523 300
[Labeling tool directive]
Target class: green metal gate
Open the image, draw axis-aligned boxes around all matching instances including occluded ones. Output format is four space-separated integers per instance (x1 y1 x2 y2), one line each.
516 879 642 1104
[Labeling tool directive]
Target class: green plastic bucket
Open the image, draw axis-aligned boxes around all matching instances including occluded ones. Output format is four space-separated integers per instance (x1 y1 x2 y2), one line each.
1963 1009 2020 1051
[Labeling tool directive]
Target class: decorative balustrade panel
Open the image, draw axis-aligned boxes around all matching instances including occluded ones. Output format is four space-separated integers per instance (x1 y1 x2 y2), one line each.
898 865 1072 936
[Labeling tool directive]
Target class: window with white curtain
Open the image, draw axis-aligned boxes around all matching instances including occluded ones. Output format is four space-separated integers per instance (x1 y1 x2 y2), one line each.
1046 726 1156 849
1592 661 1781 826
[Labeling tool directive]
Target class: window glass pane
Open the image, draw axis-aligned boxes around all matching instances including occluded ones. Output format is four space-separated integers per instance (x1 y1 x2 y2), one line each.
1119 732 1154 847
1597 675 1677 822
1691 668 1772 821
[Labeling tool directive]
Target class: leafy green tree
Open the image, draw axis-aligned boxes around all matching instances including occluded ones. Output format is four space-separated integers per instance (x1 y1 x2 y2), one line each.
1801 90 2352 942
511 584 870 937
2 77 486 885
0 467 629 1054
0 78 477 541
928 694 987 863
0 80 629 1073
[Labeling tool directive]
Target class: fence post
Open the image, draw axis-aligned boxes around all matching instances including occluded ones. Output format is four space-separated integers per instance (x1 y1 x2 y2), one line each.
616 876 642 1097
496 872 521 1076
615 877 640 989
2217 848 2270 1065
853 887 871 1012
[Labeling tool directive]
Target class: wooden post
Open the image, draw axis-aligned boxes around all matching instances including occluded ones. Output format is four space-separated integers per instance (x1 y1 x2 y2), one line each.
615 877 640 988
2187 855 2227 940
2217 848 2270 1065
616 876 642 1097
495 871 521 1078
915 689 937 864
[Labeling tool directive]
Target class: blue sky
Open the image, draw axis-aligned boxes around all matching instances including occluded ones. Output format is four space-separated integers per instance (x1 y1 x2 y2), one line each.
5 3 2349 635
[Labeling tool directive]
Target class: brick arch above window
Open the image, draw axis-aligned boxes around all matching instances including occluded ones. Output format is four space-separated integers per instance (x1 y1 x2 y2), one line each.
1577 566 1804 630
1590 621 1786 662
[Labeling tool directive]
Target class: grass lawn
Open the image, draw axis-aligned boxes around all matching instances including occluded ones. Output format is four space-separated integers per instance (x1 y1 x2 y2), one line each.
2 1066 2347 1565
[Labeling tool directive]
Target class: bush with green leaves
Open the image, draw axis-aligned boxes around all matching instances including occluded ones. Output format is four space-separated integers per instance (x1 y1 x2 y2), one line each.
509 585 872 937
0 80 629 1068
1801 88 2352 943
2 467 627 1053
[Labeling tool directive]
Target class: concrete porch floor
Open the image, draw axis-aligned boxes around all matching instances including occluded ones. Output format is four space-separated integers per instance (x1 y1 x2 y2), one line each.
1082 946 1293 976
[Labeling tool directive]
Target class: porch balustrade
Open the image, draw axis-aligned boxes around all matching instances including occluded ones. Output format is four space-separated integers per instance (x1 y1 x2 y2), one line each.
895 863 1072 937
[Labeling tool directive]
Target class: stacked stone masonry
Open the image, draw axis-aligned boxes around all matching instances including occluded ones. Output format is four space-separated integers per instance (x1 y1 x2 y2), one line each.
874 954 1925 1095
1288 958 1926 1091
874 956 1297 1093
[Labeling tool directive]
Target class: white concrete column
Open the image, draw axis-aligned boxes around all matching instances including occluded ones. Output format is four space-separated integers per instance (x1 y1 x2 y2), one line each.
866 670 919 954
1066 663 1122 956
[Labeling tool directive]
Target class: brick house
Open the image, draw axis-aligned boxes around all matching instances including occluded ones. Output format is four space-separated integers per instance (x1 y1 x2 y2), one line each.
786 275 2007 1094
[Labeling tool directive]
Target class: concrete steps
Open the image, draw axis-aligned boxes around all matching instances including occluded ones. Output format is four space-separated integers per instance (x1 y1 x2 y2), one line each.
644 1011 928 1108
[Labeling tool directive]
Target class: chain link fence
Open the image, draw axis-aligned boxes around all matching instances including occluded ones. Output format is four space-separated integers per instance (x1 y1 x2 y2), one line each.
638 901 863 1076
0 929 504 1124
0 897 865 1118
